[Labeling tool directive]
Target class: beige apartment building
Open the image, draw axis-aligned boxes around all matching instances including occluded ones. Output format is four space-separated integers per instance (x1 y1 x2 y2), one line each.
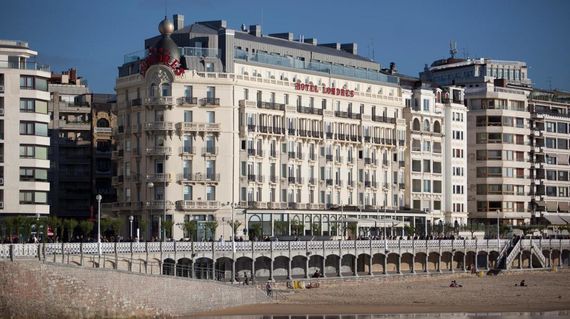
0 40 51 216
528 90 570 224
113 16 449 240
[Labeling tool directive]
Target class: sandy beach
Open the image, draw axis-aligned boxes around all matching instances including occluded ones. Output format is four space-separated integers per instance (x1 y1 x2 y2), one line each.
195 270 570 316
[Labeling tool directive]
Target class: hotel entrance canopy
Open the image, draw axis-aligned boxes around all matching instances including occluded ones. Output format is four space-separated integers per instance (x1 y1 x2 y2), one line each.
338 217 409 228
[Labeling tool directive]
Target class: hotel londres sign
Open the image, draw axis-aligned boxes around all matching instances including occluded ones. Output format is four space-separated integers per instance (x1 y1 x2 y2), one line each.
295 82 355 97
140 47 185 77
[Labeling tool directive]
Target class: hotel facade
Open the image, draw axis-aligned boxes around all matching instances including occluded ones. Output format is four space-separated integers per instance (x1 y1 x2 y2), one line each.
0 40 51 217
113 16 468 240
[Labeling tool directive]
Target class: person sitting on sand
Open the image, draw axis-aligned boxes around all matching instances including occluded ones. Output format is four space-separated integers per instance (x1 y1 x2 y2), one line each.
312 270 321 278
516 280 526 287
266 281 273 297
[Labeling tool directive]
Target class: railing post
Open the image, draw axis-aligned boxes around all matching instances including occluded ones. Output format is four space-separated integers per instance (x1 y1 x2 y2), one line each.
80 242 84 266
287 241 292 280
338 240 342 277
37 243 42 262
61 242 65 264
9 244 14 262
270 241 274 281
145 241 149 274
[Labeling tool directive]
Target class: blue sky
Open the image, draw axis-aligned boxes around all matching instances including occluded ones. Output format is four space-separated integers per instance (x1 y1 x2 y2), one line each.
1 0 568 93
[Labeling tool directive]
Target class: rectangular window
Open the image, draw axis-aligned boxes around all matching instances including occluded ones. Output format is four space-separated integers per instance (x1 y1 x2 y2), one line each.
19 145 48 159
19 121 48 136
19 190 48 204
423 99 430 111
19 167 48 181
433 162 442 174
412 160 421 172
423 180 431 192
423 159 431 173
206 186 216 200
412 179 421 192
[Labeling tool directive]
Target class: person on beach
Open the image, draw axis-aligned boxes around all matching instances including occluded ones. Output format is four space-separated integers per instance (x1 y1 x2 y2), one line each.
244 273 249 285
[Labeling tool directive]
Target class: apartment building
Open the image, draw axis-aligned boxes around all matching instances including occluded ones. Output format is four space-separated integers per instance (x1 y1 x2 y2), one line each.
421 55 533 225
48 69 91 218
114 16 432 240
0 40 50 216
528 90 570 224
402 81 468 231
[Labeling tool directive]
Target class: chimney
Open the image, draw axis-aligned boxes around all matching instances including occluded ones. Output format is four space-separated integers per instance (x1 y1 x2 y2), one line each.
340 43 357 55
173 14 184 31
249 25 261 37
69 68 77 82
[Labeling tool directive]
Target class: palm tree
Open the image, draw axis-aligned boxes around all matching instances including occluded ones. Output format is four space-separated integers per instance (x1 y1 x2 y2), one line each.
78 220 94 241
182 220 197 241
161 219 174 239
64 219 79 242
226 220 242 239
204 221 218 241
138 216 148 241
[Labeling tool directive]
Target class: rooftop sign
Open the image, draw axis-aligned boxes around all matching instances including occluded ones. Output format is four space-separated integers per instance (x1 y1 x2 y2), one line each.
295 82 355 97
140 47 185 77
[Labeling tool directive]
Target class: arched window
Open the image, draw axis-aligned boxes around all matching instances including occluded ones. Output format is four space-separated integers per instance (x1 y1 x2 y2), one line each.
412 118 420 131
96 118 109 127
423 119 430 132
161 83 171 96
149 83 158 97
433 121 441 133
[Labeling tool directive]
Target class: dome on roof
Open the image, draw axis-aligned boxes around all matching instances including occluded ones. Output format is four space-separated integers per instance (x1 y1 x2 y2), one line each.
153 17 180 62
158 16 174 35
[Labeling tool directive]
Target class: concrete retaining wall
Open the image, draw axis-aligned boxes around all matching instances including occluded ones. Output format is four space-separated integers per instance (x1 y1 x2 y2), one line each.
0 261 267 319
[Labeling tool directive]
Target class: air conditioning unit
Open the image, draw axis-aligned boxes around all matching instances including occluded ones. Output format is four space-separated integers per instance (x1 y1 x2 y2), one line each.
0 85 4 93
0 109 3 116
0 177 3 186
0 202 3 209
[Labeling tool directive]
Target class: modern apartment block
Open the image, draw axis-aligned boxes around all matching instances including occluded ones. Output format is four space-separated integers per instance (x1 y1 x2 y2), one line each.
402 81 468 229
114 16 434 240
528 90 570 224
48 69 92 218
0 40 50 216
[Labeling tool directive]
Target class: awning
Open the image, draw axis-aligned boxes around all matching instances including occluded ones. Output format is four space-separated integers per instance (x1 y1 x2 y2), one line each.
559 202 569 212
338 217 408 228
560 215 570 224
546 201 558 212
535 201 546 208
544 214 568 225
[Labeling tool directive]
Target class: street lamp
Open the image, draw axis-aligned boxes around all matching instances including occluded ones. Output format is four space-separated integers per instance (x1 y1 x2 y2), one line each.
147 182 155 240
129 215 134 241
96 194 102 257
226 202 236 283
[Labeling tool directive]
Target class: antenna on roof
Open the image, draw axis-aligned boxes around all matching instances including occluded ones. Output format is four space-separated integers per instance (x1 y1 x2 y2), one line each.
449 40 458 58
164 0 168 17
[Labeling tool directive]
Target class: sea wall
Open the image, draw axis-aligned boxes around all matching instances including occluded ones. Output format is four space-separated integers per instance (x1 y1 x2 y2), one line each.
0 261 267 319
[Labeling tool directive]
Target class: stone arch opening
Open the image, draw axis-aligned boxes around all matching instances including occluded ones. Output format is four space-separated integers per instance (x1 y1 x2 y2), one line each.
291 255 308 278
273 255 290 279
386 253 399 273
401 253 414 273
254 256 272 279
236 256 253 278
194 257 213 279
341 254 355 276
309 255 324 276
371 253 386 274
357 253 371 275
325 254 340 276
428 252 439 271
177 257 192 277
414 252 427 272
162 258 175 276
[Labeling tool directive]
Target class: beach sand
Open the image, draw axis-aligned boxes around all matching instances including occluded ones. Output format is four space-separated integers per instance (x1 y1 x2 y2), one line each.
195 270 570 316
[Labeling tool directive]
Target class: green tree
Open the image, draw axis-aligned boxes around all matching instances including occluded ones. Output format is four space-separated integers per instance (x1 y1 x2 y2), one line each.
100 218 112 240
311 222 321 236
4 217 15 242
274 220 289 236
63 219 79 242
249 223 262 239
78 220 94 241
109 218 124 239
226 220 242 238
20 217 33 242
47 216 62 241
204 221 218 240
182 220 197 240
161 219 174 239
404 225 416 237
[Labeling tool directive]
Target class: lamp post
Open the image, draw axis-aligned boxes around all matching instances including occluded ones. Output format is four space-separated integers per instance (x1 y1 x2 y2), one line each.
147 182 154 240
96 194 102 257
129 215 134 241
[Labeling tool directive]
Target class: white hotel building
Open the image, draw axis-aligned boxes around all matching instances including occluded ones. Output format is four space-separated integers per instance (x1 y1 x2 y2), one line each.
114 16 467 240
0 40 51 216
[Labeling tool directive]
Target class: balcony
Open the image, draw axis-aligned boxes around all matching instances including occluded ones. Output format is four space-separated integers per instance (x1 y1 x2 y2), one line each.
112 149 124 159
335 156 343 164
257 101 285 111
334 111 361 120
200 97 220 106
308 153 317 161
371 115 396 124
269 150 278 158
144 121 173 131
175 122 220 133
288 152 296 159
177 97 198 106
347 180 354 188
146 173 172 183
144 96 173 108
129 98 142 107
176 200 220 210
325 179 333 186
202 147 218 156
297 106 323 115
61 121 90 130
288 176 296 184
94 127 113 134
335 180 343 187
269 176 278 184
296 177 304 185
178 172 220 183
179 146 196 155
326 154 333 162
145 146 172 156
308 178 317 185
146 200 174 210
247 124 256 132
111 175 124 185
